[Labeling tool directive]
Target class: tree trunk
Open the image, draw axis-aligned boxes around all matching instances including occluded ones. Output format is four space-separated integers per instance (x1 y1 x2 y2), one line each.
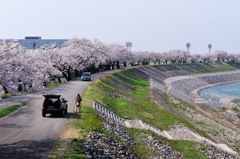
2 85 9 94
116 61 120 69
62 72 69 81
123 62 127 67
99 63 103 72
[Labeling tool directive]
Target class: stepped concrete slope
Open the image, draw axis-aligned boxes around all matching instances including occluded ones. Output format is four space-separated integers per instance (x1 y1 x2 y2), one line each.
125 118 237 155
93 102 238 156
162 70 240 156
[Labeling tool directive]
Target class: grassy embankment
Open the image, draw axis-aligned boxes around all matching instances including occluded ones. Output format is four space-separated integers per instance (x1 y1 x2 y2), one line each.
0 93 27 118
1 93 12 99
0 103 27 118
50 62 240 158
45 82 62 88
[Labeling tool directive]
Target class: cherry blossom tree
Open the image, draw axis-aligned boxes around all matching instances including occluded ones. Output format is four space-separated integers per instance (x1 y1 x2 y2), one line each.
149 52 164 65
91 39 109 71
156 52 167 65
62 38 108 73
233 54 240 62
38 44 75 80
162 52 170 64
0 40 54 94
226 53 237 62
167 50 178 64
212 50 227 62
106 43 133 69
132 51 150 65
179 50 190 64
32 49 62 80
201 53 214 63
189 54 201 63
0 40 32 94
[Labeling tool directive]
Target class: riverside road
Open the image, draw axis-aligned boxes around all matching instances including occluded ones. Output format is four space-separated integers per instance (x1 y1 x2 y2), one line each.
0 70 121 159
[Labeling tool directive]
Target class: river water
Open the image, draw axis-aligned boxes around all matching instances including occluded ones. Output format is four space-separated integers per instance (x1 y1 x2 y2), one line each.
200 82 240 107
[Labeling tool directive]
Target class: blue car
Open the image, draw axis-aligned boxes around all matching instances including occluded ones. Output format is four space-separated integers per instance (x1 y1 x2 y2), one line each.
80 72 92 81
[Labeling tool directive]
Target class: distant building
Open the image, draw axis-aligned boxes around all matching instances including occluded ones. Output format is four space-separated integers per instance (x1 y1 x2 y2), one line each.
1 36 68 49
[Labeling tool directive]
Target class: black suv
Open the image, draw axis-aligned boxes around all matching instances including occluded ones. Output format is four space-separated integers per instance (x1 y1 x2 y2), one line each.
42 94 68 117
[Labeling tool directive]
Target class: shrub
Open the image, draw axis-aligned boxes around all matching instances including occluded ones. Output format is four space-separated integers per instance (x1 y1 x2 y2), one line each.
231 107 239 112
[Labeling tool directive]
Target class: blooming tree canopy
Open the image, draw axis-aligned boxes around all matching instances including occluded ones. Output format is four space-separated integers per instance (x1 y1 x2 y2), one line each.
0 37 239 96
0 40 48 94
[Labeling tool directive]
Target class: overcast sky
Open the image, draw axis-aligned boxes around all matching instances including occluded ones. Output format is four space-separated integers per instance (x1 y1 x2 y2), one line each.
1 0 240 54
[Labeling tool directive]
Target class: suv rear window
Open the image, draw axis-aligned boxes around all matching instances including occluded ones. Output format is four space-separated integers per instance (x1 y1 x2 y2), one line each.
44 98 60 107
44 98 59 103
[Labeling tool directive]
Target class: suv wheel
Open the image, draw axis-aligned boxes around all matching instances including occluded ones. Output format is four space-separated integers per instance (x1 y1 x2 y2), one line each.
42 112 46 117
65 108 68 114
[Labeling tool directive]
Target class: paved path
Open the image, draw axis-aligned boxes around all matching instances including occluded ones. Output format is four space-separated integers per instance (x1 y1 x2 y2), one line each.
0 69 121 159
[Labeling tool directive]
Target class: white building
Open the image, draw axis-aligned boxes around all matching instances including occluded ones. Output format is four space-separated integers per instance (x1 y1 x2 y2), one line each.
1 36 68 49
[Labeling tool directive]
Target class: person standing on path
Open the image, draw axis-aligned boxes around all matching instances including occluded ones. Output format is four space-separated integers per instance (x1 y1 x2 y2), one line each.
75 94 82 113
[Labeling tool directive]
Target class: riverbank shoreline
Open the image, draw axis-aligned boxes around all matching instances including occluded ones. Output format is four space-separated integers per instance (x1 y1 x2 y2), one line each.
163 70 240 105
192 80 240 105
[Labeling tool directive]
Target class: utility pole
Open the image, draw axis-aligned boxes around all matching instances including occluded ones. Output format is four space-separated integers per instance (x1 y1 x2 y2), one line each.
186 43 190 52
208 44 212 53
125 42 132 50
